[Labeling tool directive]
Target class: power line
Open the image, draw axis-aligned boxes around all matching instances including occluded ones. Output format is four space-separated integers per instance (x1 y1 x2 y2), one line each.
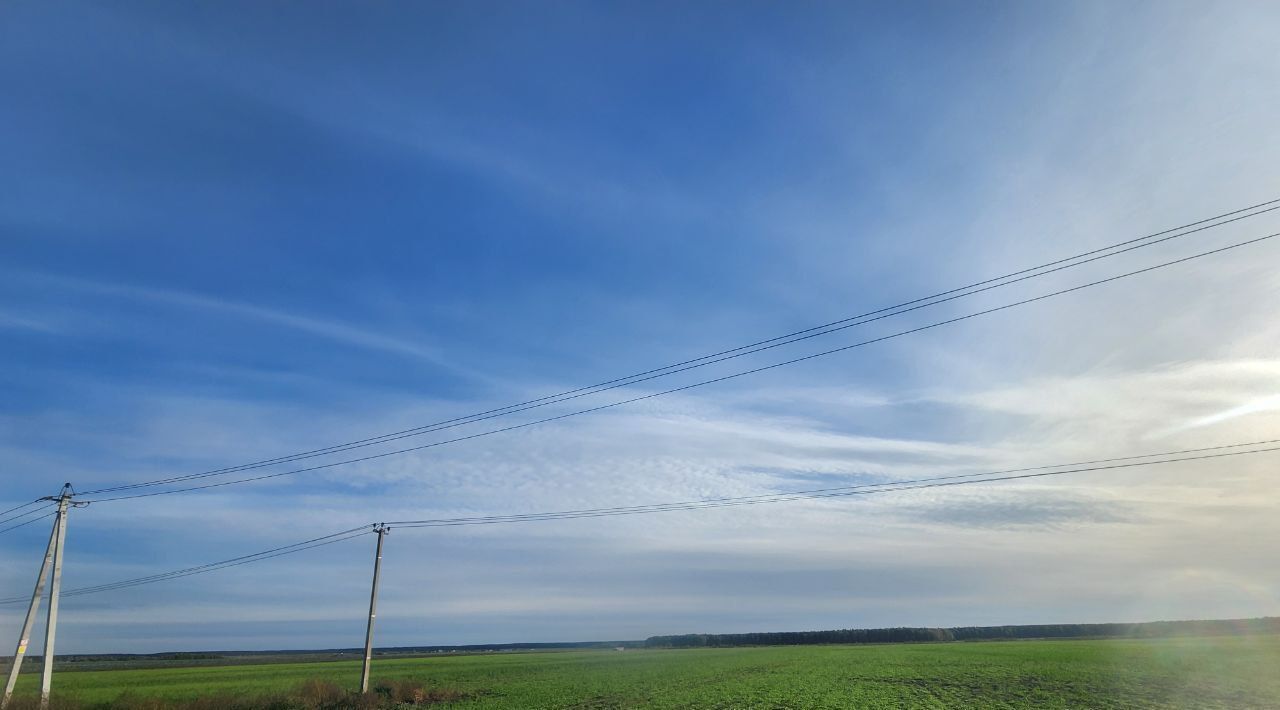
0 500 47 519
0 504 56 530
78 231 1280 503
0 511 56 536
0 527 374 605
56 530 373 599
385 443 1280 528
0 488 86 536
76 200 1280 498
0 487 88 534
7 440 1276 604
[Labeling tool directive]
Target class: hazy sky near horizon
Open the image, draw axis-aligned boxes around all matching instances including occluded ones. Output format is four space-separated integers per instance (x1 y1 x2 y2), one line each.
2 0 1280 653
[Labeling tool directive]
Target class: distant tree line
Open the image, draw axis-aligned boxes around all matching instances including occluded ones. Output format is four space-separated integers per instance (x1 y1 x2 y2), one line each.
645 617 1280 648
377 641 643 654
7 652 223 664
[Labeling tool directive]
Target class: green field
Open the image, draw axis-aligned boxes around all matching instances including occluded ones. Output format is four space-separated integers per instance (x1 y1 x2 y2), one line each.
10 635 1280 708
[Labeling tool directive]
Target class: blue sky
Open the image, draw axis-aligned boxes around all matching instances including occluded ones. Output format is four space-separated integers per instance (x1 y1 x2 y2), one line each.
3 1 1280 653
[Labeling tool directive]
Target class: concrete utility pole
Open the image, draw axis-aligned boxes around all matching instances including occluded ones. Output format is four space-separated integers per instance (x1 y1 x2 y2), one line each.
38 493 70 710
1 484 83 710
1 508 58 707
360 524 389 694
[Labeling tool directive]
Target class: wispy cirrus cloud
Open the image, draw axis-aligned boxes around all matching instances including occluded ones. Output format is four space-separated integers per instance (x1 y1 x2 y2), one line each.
1178 394 1280 432
0 311 58 333
13 271 469 371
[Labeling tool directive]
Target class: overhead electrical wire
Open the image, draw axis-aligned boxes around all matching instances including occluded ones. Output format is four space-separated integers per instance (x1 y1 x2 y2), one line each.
0 487 88 534
6 440 1276 604
0 527 374 605
0 511 57 536
0 504 58 533
75 199 1280 499
78 231 1280 503
0 500 61 536
0 487 84 536
385 442 1280 527
0 499 48 519
0 504 53 525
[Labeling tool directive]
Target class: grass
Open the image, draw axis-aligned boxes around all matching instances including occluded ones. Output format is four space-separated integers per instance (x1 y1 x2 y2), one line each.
8 635 1280 708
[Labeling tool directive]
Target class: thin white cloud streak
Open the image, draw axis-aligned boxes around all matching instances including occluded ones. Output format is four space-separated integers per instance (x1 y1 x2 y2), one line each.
0 311 58 333
927 359 1280 449
61 5 714 234
1179 394 1280 432
18 271 469 370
